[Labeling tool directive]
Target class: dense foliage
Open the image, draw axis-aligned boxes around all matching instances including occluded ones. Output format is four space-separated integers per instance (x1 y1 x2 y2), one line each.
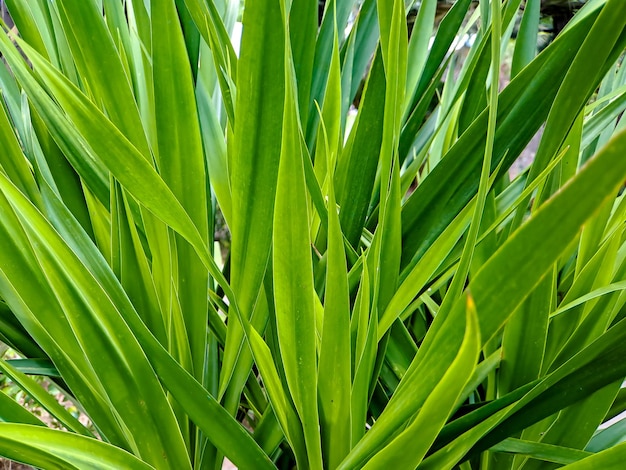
0 0 625 468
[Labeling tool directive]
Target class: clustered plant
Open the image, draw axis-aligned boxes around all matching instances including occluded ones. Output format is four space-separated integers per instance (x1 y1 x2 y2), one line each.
0 0 625 468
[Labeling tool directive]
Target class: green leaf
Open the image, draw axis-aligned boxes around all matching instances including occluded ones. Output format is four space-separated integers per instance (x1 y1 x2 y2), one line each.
587 416 626 452
336 49 386 247
9 35 238 318
343 117 626 470
371 0 406 314
562 441 626 469
498 270 554 395
152 0 209 381
473 128 626 349
2 2 626 469
110 183 167 346
489 438 591 465
360 295 480 469
318 131 351 468
289 0 317 123
510 0 626 233
54 0 151 156
0 171 274 469
5 0 56 62
0 35 212 267
3 359 57 377
306 0 358 145
0 188 130 449
182 0 237 123
0 101 41 205
401 5 623 267
0 34 109 206
0 359 92 436
511 0 540 77
378 200 472 338
350 260 376 446
220 0 285 402
272 37 323 469
0 173 192 469
433 0 501 326
247 327 307 468
467 320 626 459
403 0 472 130
0 392 45 427
0 424 154 470
405 0 437 105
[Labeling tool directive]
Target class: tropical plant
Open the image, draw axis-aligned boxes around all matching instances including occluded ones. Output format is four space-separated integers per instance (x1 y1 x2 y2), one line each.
0 0 625 468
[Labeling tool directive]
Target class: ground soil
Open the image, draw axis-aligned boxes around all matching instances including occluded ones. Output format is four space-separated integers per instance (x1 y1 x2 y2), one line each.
0 460 32 470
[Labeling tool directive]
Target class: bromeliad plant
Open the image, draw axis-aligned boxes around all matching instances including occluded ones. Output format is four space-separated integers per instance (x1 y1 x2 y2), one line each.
0 0 626 468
